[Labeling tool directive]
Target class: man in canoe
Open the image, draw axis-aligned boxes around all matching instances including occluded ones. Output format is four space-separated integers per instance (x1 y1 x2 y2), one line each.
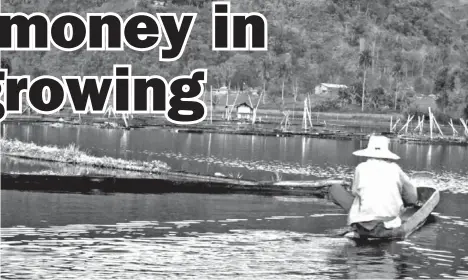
330 135 419 238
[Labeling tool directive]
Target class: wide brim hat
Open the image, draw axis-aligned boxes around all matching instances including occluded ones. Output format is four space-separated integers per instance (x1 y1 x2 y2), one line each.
352 135 400 160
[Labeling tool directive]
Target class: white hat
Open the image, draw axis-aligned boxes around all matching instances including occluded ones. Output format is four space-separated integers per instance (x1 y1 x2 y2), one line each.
353 135 400 160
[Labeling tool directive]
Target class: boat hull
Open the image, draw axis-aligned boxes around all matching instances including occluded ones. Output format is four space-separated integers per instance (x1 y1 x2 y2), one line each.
345 187 440 241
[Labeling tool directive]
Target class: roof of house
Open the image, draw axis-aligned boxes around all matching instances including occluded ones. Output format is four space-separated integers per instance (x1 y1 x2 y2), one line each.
319 83 348 88
235 102 253 110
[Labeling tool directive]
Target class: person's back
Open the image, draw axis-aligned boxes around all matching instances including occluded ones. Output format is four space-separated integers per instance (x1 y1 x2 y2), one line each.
348 159 415 226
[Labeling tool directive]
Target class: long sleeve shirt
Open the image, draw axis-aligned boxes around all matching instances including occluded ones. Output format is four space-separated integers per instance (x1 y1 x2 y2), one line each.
347 159 418 227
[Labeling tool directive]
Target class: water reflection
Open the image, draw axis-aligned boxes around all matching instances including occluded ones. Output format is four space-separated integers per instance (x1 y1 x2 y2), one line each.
341 242 401 279
301 137 308 166
76 126 81 144
119 130 129 159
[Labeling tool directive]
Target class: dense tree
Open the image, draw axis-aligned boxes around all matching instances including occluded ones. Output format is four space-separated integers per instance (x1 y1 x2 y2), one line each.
434 67 455 113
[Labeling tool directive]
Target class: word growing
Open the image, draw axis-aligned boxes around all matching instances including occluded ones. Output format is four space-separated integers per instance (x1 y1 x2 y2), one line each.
0 66 207 124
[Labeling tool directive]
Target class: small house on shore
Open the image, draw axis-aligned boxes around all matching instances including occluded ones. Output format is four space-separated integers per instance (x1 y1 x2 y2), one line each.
315 83 348 95
236 102 253 120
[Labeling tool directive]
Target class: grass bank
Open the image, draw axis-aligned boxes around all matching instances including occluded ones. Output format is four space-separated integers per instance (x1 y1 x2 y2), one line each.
0 139 170 173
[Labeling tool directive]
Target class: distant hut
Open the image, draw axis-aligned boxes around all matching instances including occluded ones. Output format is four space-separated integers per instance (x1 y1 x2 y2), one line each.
235 102 253 120
314 83 348 95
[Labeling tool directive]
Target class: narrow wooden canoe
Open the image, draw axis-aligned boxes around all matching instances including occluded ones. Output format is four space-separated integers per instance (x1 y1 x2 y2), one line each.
346 187 440 241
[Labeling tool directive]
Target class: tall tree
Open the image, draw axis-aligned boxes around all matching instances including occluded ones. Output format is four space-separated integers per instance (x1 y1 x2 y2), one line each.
434 67 455 114
359 49 372 111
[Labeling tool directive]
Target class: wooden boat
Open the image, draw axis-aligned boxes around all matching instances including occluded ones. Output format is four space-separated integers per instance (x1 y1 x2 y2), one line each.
344 187 440 241
1 171 343 197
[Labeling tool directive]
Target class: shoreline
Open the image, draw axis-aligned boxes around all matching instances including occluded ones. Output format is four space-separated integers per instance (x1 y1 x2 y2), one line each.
3 114 468 146
0 138 348 197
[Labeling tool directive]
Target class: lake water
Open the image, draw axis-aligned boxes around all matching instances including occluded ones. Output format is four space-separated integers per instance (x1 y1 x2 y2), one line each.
1 123 468 279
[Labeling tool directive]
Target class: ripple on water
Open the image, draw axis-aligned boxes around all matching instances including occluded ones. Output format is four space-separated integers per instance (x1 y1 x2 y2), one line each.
2 215 467 279
1 229 353 279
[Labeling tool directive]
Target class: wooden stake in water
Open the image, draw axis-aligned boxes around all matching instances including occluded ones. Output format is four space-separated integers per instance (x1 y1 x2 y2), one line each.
248 95 253 108
122 114 128 128
303 99 308 130
448 119 458 136
460 118 468 136
414 116 424 135
392 118 401 132
229 90 240 118
432 115 444 136
428 107 433 139
307 103 313 128
252 89 264 125
414 116 420 131
390 116 393 132
210 86 213 124
398 115 414 134
421 115 424 134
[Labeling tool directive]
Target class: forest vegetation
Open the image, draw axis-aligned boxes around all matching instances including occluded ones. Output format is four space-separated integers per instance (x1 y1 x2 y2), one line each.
2 0 468 120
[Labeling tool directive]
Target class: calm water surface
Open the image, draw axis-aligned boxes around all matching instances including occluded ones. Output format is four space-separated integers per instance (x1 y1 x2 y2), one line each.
1 123 468 279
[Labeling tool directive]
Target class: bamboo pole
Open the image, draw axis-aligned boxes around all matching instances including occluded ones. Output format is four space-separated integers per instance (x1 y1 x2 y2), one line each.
390 116 393 132
210 86 213 124
432 115 444 136
228 90 240 120
248 95 253 108
460 118 468 136
428 107 433 139
256 89 263 109
391 118 401 132
252 89 264 124
449 119 458 136
414 116 421 131
420 115 424 134
398 115 414 134
400 115 410 133
306 103 313 128
406 115 414 134
262 82 266 104
225 85 229 120
122 114 128 128
303 99 307 130
225 86 229 107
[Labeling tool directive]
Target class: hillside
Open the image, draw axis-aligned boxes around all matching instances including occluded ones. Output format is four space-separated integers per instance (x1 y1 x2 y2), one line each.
2 0 468 119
